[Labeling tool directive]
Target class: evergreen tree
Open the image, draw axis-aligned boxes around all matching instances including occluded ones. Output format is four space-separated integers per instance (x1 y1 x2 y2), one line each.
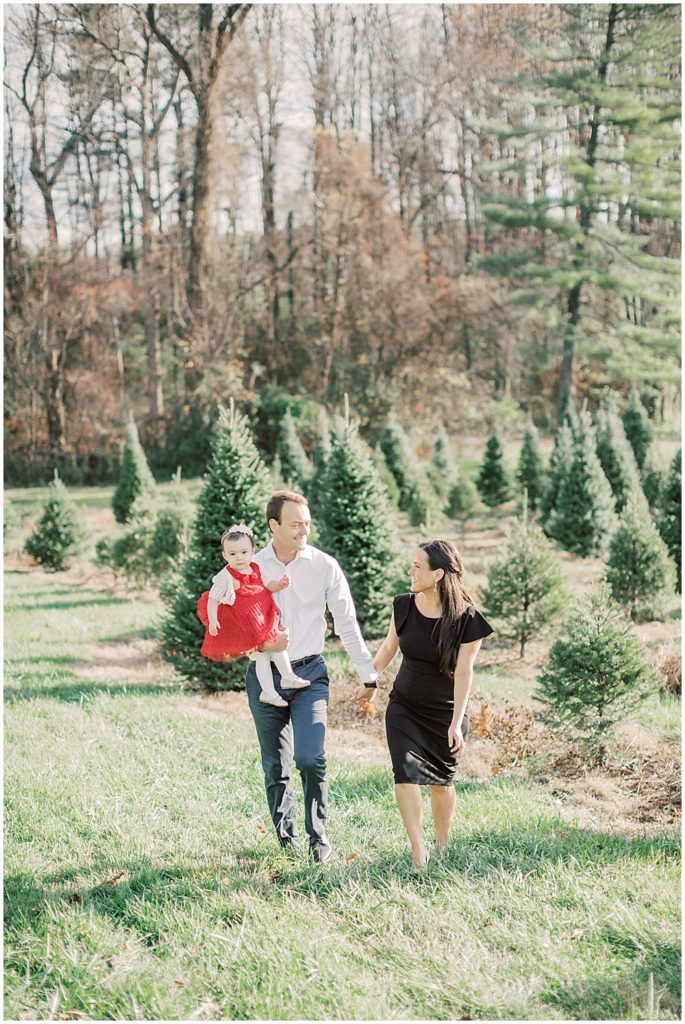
309 410 333 515
430 423 455 497
25 472 87 570
657 449 682 591
112 417 156 524
540 421 574 532
547 412 617 557
605 495 675 621
278 410 313 490
622 387 653 470
161 403 272 690
317 415 401 636
379 418 424 511
594 398 643 514
481 4 680 408
483 507 566 657
373 444 400 507
640 443 665 511
446 467 482 530
516 422 546 511
534 585 657 760
477 428 512 507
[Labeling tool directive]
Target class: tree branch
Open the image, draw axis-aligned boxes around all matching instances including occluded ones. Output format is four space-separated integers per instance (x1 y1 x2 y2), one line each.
146 4 195 98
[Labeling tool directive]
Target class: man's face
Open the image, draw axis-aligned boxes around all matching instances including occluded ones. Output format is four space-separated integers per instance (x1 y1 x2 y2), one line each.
269 501 311 554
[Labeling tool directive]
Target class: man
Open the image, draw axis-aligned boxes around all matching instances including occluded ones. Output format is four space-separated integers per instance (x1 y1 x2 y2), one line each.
247 490 378 863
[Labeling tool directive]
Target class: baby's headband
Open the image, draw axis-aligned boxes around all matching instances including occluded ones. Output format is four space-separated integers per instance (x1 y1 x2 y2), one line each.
222 523 254 540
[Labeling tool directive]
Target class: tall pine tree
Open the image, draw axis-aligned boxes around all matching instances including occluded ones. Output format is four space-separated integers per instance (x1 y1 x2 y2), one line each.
640 443 665 511
278 410 313 490
605 495 675 621
317 410 401 635
482 4 681 410
516 421 546 511
540 421 575 531
657 449 682 591
477 428 512 507
594 397 643 514
622 387 653 470
161 402 272 690
547 412 617 556
112 417 156 524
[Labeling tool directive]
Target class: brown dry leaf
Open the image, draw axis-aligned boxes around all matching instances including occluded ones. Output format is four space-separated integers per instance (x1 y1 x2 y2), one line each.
483 917 494 927
345 852 359 863
255 824 266 834
491 766 501 776
473 702 492 738
569 928 584 940
105 955 118 968
361 701 377 718
103 872 125 885
188 997 221 1019
174 979 186 988
58 1012 85 1021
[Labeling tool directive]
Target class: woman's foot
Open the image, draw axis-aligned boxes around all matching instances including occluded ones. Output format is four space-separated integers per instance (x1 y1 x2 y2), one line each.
410 851 430 873
280 675 310 690
259 691 288 707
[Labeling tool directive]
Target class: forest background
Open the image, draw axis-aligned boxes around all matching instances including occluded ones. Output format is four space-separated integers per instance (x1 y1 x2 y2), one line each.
3 1 681 485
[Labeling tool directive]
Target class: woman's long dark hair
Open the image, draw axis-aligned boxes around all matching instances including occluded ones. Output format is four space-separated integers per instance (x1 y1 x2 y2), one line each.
419 540 476 677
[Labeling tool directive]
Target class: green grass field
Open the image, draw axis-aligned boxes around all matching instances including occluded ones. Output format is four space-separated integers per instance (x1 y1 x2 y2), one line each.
4 558 681 1021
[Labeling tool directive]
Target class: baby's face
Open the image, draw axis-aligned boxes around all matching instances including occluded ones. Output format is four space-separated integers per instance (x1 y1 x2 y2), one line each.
222 536 254 571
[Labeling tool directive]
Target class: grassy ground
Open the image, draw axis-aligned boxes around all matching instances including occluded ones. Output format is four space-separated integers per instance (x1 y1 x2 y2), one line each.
4 556 681 1021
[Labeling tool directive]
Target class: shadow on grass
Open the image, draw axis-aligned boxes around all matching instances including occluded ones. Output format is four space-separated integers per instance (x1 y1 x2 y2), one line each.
4 663 181 703
541 944 681 1020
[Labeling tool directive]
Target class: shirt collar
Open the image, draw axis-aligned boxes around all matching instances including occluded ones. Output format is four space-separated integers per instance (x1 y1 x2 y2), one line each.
262 539 314 564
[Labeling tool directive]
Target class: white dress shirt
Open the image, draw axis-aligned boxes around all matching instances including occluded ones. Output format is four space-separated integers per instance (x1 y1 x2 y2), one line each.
253 541 376 682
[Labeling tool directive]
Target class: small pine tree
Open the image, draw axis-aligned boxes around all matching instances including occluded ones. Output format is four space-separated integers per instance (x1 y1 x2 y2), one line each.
605 495 675 621
640 444 665 511
161 402 272 690
112 417 156 524
25 472 87 570
622 387 653 470
547 412 617 557
540 421 574 532
558 390 578 432
534 585 657 760
657 449 682 592
317 412 401 636
516 422 546 511
278 410 313 490
430 424 455 498
406 478 442 530
373 443 401 506
595 399 643 514
477 428 512 507
379 418 423 510
445 468 482 530
483 506 566 657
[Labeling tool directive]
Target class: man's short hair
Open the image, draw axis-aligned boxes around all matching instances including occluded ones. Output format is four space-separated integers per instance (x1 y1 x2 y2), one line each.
266 490 309 526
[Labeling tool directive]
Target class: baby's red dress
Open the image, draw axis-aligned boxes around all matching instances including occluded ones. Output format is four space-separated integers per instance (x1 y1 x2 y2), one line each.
197 562 281 662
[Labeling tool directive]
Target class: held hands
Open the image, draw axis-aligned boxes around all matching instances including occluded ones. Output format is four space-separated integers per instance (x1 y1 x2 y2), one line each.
351 684 377 708
447 719 465 755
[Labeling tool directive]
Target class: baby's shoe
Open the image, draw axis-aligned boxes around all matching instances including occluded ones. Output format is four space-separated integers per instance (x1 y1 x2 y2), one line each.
280 674 310 690
259 691 288 707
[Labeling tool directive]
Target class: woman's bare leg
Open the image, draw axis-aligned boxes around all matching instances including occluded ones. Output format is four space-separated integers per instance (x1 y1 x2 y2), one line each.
394 784 428 866
429 784 456 851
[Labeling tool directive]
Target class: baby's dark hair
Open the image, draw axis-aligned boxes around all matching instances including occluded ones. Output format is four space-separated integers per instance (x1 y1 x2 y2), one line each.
221 524 255 550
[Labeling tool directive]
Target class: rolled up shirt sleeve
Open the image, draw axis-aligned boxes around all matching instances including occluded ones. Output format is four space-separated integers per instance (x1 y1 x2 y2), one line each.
325 560 376 682
208 568 236 606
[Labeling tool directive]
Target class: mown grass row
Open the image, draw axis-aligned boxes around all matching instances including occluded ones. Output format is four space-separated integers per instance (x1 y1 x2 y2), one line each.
4 569 681 1020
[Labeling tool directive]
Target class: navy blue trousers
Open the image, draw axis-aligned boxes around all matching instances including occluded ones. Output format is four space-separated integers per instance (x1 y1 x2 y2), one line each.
245 654 329 847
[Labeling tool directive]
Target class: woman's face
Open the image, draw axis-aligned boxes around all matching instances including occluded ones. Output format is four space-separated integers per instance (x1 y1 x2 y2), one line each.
408 548 440 594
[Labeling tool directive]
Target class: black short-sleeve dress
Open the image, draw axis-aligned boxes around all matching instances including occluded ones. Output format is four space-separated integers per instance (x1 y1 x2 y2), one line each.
385 593 493 786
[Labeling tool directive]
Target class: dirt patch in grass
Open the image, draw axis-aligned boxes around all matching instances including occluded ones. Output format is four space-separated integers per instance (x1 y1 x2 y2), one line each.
72 638 178 687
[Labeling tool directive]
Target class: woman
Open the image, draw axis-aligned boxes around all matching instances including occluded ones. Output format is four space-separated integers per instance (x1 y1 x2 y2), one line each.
353 540 493 870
